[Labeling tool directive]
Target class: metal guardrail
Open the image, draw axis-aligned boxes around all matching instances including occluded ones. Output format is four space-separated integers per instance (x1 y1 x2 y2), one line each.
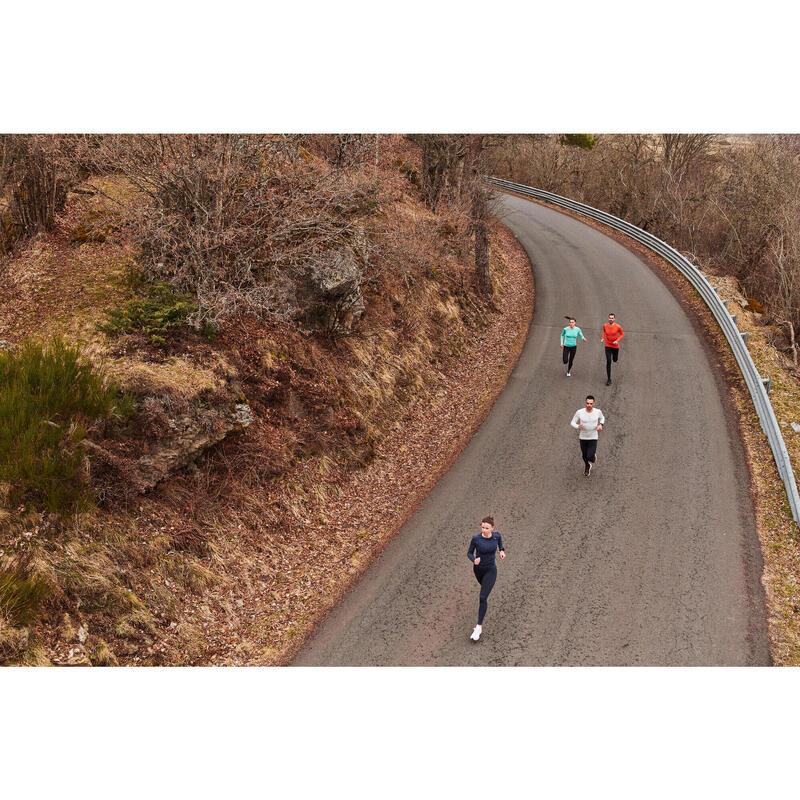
488 176 800 525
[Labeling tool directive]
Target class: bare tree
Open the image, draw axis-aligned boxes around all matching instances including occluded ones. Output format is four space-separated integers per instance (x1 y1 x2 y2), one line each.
467 135 491 296
0 135 80 252
413 134 469 212
661 134 718 184
771 221 800 364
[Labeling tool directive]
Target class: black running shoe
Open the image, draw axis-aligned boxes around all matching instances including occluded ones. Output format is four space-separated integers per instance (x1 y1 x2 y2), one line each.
584 465 590 477
606 379 612 386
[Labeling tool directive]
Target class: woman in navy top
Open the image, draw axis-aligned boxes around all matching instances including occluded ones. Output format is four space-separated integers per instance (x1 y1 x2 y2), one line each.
467 514 505 641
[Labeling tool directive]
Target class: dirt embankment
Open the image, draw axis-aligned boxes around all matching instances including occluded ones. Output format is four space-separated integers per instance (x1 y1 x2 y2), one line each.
0 137 534 666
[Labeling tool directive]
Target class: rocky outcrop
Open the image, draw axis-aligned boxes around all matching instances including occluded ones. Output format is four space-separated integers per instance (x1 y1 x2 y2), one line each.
296 246 366 334
85 349 254 497
133 400 253 491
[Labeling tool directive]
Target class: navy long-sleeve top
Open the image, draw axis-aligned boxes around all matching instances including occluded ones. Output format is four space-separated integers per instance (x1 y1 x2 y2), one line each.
468 532 505 568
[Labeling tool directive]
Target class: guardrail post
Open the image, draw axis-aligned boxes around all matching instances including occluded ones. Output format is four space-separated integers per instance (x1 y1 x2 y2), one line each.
762 377 772 394
741 332 749 345
730 313 738 324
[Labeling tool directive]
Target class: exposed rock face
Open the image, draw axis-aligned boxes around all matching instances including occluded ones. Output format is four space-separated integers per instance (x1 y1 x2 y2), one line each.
133 401 253 492
86 349 254 497
86 393 253 498
296 242 366 335
234 230 368 334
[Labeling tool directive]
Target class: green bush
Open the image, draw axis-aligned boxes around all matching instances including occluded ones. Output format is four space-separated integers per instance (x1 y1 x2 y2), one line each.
560 134 600 150
0 338 126 514
100 282 197 344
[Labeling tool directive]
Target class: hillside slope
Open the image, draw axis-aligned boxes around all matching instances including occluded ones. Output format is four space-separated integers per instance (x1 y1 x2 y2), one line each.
0 135 533 665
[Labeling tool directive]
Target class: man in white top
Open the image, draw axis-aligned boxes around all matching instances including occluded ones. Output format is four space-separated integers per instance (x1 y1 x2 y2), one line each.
570 395 605 477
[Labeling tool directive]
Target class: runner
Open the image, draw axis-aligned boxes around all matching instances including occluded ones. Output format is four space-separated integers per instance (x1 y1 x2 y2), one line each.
560 316 585 377
467 515 506 642
570 395 605 477
600 313 625 385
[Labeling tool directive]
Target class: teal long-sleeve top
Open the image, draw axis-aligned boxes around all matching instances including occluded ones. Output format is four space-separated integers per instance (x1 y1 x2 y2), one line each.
561 326 585 346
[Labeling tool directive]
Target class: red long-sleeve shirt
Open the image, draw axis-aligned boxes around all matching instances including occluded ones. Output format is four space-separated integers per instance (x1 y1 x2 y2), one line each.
602 322 624 349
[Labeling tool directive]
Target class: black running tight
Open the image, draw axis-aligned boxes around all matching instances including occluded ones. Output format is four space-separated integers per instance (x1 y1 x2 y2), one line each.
562 345 576 370
579 438 598 468
473 564 497 624
605 346 619 380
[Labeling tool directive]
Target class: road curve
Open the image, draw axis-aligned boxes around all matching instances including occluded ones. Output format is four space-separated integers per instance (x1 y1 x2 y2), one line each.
295 192 771 666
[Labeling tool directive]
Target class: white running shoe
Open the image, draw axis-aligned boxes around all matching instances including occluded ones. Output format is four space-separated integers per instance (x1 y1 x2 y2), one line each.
566 371 571 377
470 625 482 642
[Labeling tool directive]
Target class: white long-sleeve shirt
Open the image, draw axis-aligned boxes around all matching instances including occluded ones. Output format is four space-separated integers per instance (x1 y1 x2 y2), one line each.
571 407 605 440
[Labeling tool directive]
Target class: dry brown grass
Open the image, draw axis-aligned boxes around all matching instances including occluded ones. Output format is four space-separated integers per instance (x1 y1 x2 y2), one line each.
103 353 237 401
0 177 135 347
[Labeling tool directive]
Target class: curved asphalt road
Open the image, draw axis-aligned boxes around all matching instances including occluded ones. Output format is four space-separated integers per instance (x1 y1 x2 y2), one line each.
295 192 771 666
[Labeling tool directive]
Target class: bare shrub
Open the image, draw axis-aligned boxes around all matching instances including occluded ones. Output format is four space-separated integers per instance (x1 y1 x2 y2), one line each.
0 135 82 253
89 135 379 330
308 134 377 169
716 137 800 352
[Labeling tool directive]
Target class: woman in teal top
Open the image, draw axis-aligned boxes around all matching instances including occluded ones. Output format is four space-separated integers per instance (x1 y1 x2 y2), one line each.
560 316 585 376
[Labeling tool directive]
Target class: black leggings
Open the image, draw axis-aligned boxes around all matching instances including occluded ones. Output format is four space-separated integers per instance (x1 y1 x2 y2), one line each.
605 346 619 379
562 345 577 370
473 564 497 624
579 438 598 468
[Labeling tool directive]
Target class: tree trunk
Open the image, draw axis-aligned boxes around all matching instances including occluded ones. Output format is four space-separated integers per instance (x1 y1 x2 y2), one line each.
779 318 799 365
469 135 492 296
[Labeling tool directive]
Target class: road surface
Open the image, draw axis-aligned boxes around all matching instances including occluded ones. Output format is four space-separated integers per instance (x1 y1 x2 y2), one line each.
295 192 771 666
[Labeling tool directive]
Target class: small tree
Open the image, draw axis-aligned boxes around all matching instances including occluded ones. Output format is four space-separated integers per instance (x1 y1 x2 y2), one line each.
0 135 79 249
413 134 469 212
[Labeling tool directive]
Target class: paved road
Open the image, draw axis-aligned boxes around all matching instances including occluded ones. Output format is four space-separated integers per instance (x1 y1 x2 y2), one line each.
295 192 771 666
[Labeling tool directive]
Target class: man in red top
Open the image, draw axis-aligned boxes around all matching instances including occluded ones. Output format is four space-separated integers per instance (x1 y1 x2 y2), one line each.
601 313 624 385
